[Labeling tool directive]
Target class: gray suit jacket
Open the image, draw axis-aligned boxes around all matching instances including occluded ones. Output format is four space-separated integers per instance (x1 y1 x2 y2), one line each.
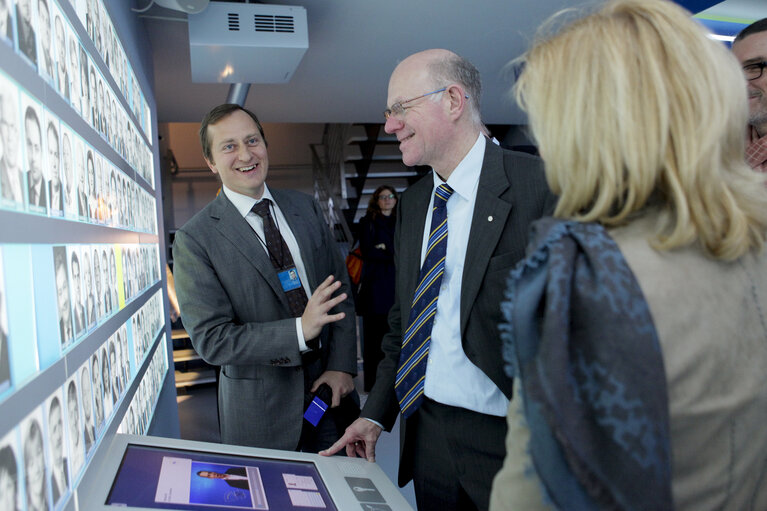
172 189 356 450
362 141 556 485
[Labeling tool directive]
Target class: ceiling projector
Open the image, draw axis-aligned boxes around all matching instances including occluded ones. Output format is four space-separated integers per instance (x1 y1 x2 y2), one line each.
154 0 209 14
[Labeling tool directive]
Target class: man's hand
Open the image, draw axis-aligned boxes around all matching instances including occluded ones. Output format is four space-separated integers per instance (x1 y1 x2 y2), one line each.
311 370 354 408
320 418 383 461
301 275 347 340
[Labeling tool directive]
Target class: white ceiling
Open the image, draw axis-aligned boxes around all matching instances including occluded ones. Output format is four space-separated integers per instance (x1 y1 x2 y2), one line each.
140 0 766 126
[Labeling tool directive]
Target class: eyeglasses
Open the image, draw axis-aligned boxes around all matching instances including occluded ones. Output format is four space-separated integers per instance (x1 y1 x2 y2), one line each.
378 194 396 200
384 87 447 120
743 61 767 81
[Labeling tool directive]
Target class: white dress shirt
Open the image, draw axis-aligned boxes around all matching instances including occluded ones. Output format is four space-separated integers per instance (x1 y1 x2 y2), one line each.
222 184 312 352
421 134 509 417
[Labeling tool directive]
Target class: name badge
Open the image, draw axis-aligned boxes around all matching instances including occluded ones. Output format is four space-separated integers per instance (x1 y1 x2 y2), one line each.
278 267 302 292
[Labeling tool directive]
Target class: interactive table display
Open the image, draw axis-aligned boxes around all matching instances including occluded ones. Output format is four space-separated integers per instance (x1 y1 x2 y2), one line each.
79 434 414 511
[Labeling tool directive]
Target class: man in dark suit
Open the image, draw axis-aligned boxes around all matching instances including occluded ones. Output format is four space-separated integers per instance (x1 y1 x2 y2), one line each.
15 0 36 66
322 49 556 510
24 106 47 212
173 104 357 452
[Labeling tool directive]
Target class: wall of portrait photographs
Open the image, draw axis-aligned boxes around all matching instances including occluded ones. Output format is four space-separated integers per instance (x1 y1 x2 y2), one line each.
0 1 177 510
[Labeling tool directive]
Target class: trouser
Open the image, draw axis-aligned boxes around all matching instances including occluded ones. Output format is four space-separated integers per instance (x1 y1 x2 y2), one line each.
411 398 507 511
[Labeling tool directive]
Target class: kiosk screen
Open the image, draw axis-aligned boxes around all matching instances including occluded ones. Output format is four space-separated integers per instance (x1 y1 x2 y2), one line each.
106 444 338 510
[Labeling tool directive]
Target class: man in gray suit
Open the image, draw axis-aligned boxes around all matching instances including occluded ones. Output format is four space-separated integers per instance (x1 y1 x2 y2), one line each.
323 50 555 510
173 104 357 452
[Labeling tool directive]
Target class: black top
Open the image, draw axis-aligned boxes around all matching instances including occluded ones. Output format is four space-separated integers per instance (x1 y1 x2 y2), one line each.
357 213 396 316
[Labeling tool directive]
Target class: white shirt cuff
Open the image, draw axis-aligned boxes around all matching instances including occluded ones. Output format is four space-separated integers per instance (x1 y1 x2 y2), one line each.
296 318 309 352
362 417 384 430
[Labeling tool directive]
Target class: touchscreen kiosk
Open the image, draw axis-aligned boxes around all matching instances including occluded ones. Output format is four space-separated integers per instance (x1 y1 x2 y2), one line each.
79 434 414 511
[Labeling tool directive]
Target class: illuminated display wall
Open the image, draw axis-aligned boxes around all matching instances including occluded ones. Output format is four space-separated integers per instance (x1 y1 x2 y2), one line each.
0 1 175 510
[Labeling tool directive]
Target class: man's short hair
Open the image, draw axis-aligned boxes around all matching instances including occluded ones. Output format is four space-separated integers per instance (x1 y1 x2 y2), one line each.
428 53 482 122
735 18 767 44
0 444 17 484
198 104 267 163
25 105 40 134
54 247 66 273
49 395 61 415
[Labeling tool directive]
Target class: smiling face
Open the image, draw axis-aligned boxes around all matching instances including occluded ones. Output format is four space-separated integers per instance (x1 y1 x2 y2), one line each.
733 30 767 136
204 109 269 199
383 52 457 175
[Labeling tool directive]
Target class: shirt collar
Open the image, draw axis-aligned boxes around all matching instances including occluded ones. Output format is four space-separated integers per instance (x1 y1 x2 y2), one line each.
222 184 275 218
432 133 485 201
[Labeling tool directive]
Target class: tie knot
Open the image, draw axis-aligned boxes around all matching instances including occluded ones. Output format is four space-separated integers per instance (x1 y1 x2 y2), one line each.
434 183 454 207
251 198 271 217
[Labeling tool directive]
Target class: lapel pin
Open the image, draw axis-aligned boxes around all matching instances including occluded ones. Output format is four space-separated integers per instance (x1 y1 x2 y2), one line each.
488 215 494 222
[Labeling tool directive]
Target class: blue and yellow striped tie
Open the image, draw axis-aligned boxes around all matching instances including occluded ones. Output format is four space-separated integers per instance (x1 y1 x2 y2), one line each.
395 183 454 419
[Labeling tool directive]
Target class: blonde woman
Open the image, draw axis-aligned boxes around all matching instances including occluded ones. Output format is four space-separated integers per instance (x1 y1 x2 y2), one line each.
490 1 767 510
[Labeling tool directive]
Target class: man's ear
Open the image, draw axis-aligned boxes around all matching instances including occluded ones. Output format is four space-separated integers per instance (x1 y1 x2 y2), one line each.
205 157 218 174
445 84 467 120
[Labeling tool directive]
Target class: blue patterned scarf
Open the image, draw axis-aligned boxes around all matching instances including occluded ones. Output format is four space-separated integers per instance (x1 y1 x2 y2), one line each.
501 218 673 510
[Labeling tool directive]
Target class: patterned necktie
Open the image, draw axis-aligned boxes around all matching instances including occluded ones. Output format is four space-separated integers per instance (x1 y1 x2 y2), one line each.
395 183 454 418
251 199 309 318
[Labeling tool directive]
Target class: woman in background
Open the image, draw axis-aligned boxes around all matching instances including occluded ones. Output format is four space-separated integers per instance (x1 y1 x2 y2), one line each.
357 185 397 392
490 1 767 510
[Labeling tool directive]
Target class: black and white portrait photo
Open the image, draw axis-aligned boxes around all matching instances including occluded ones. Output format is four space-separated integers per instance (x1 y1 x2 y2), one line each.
52 246 73 348
74 137 87 219
0 0 13 45
101 248 111 315
91 246 102 320
22 410 49 511
99 345 113 418
21 98 47 213
90 353 104 432
0 77 24 208
0 248 9 393
85 148 96 222
0 430 20 511
52 8 68 101
81 246 95 330
64 378 84 478
67 29 80 114
108 337 120 402
68 246 85 338
61 128 77 218
44 115 62 216
78 362 95 454
15 0 36 66
36 0 52 83
45 391 68 507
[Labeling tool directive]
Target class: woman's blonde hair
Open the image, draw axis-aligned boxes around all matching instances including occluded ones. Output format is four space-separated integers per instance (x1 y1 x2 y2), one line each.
514 0 767 259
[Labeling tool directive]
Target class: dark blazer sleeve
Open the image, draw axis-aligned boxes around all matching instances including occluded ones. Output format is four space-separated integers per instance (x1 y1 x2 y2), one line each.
302 195 357 375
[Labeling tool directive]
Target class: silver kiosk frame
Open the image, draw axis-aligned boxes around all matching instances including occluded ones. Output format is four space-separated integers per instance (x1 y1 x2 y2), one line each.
77 433 413 511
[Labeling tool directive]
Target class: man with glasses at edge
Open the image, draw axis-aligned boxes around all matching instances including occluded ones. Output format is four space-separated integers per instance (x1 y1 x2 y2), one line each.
322 50 555 510
733 18 767 171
